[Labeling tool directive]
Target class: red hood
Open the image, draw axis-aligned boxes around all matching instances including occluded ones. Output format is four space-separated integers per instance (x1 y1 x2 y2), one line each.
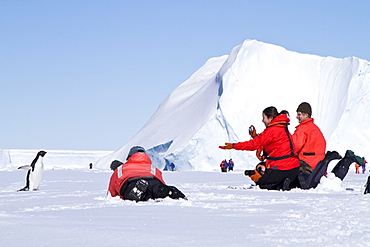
126 152 152 165
268 114 290 127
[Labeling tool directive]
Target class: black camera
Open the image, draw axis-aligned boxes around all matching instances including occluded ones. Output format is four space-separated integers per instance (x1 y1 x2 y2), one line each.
244 170 256 176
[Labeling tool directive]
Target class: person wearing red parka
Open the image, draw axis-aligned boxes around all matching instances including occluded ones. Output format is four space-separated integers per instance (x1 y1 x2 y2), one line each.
219 106 300 190
108 146 186 201
291 102 362 189
292 102 326 172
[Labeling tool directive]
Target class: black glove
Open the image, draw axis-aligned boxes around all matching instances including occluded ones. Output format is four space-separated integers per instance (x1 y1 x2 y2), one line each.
110 160 123 171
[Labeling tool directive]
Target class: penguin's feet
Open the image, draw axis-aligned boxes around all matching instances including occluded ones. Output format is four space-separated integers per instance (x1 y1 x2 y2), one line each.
17 187 29 192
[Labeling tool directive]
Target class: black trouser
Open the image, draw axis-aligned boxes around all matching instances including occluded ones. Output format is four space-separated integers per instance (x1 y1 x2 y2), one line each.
120 177 169 201
256 167 299 190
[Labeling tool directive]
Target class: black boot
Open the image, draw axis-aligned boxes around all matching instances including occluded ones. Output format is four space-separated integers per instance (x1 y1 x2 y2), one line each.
364 176 370 194
345 150 364 165
326 150 343 161
152 184 187 200
167 186 187 199
298 173 310 190
306 151 342 188
282 178 291 191
332 150 362 180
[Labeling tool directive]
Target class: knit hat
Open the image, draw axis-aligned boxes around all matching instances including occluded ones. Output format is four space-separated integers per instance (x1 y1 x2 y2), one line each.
126 146 145 160
297 102 312 115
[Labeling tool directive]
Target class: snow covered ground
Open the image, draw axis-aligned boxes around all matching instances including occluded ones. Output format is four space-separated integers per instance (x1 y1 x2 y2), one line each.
1 166 370 247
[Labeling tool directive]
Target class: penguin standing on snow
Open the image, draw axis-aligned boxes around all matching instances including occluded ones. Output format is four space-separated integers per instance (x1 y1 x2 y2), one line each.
18 150 47 191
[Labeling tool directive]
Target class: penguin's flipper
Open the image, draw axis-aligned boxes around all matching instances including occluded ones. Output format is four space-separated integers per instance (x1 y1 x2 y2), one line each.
18 165 32 170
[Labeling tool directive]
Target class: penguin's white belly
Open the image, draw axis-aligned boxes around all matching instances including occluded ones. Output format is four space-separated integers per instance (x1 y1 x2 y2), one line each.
29 160 44 190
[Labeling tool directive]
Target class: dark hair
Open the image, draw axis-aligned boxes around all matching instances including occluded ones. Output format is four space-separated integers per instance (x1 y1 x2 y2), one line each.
263 106 289 119
280 110 290 117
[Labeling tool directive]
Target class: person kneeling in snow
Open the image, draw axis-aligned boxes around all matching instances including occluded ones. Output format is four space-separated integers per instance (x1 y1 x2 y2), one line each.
108 146 186 202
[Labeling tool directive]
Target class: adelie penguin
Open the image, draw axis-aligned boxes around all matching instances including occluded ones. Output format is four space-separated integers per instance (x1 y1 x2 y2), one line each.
17 150 47 191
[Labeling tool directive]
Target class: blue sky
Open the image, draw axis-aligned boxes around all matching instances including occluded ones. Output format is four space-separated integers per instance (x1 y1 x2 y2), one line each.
1 1 369 151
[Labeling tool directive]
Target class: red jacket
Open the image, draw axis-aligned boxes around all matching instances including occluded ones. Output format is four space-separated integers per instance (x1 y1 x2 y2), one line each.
234 114 300 170
292 118 326 169
108 152 166 199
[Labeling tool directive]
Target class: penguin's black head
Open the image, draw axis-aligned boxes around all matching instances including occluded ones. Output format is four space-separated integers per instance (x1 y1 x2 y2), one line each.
38 150 47 157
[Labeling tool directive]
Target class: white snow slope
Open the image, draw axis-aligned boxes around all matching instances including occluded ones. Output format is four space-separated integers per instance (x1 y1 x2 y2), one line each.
96 39 370 171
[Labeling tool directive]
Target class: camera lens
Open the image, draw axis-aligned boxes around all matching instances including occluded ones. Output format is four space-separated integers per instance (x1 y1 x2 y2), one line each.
244 170 256 176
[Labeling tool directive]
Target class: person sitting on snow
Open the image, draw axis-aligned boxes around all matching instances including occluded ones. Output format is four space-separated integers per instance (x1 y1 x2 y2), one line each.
243 102 364 190
220 106 300 191
291 102 364 188
292 102 326 173
107 146 186 202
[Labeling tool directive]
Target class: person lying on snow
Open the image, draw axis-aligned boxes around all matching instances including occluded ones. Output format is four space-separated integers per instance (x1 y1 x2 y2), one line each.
108 146 186 202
